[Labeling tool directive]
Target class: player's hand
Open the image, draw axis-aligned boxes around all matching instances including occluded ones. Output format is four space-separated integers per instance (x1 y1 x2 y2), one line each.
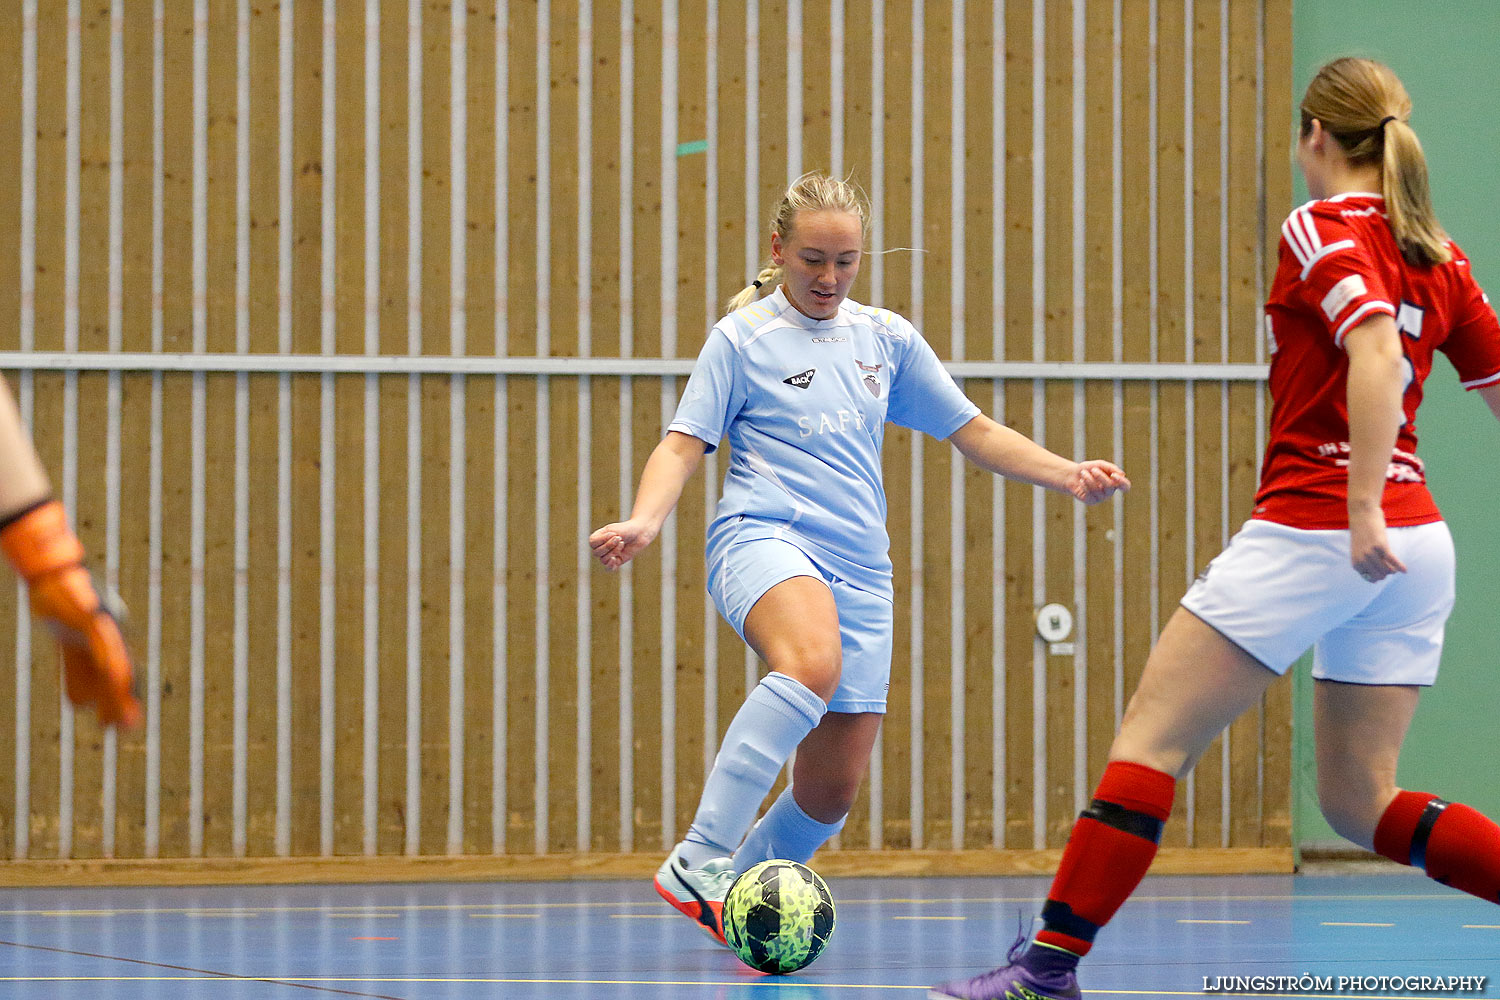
1065 460 1131 505
1348 503 1406 583
0 500 142 728
588 518 659 571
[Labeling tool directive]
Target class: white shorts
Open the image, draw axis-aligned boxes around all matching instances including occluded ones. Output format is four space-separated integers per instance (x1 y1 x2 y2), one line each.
707 533 893 714
1180 518 1455 685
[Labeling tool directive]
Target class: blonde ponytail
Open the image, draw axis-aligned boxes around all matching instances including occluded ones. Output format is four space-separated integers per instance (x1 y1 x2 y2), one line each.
1299 57 1450 267
1379 118 1450 267
726 265 781 314
724 170 872 315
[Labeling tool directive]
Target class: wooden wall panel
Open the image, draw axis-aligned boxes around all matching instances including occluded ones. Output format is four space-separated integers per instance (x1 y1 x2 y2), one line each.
153 4 195 859
1082 0 1117 794
1261 0 1296 849
332 7 369 858
1153 0 1190 850
244 1 280 861
0 1 19 859
460 6 498 857
200 0 238 861
67 0 111 860
628 0 665 854
1000 0 1035 849
113 0 156 861
1041 0 1076 848
0 0 1296 866
375 0 411 857
710 0 752 850
1223 0 1260 848
917 0 953 851
24 0 66 862
0 1 17 361
799 1 831 175
758 0 789 211
288 0 325 859
878 0 916 851
417 0 454 859
1188 0 1225 849
586 1 625 854
958 1 998 850
672 0 711 848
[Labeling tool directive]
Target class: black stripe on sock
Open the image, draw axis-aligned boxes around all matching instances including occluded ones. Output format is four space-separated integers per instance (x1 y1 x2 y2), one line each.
1409 798 1449 873
1081 799 1165 844
1040 899 1099 944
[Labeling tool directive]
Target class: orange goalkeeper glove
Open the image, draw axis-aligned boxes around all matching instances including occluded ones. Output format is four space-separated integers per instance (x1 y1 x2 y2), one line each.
0 499 142 728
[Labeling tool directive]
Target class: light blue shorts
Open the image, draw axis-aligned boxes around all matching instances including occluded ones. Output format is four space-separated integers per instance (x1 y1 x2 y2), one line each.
707 533 893 714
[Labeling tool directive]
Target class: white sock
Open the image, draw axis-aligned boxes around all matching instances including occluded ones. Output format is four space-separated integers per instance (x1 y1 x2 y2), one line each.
677 671 826 870
732 784 846 872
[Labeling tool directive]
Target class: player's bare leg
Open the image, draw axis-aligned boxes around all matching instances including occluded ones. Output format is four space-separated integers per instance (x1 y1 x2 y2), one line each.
732 710 882 872
657 576 838 943
933 609 1278 1000
1319 680 1500 903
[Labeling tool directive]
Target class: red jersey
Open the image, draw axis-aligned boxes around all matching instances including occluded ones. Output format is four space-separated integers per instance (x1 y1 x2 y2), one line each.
1254 192 1500 529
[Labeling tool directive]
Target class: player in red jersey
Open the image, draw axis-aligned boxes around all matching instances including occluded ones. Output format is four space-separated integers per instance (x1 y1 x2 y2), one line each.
933 57 1500 1000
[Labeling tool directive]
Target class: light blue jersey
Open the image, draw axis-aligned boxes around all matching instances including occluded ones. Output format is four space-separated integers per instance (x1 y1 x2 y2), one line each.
668 286 979 600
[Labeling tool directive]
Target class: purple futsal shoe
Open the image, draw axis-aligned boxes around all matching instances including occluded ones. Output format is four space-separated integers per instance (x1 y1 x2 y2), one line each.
928 931 1081 1000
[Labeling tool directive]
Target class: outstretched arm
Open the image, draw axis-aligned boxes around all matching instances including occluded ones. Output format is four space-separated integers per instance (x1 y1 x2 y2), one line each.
588 430 709 570
948 414 1129 504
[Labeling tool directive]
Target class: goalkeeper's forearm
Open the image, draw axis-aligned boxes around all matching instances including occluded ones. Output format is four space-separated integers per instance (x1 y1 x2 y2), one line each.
0 375 52 521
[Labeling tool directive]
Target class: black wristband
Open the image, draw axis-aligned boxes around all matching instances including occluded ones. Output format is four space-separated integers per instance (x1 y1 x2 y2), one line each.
0 496 55 534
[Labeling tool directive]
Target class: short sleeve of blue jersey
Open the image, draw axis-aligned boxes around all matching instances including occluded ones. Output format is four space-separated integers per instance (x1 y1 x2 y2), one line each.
666 327 745 453
885 323 980 439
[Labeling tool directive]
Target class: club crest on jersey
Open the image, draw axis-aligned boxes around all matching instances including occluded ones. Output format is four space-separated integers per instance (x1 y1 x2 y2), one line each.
783 369 816 389
855 359 883 397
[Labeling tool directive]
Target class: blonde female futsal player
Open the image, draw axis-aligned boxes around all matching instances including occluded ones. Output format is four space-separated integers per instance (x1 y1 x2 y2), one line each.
590 171 1129 942
0 375 141 728
934 56 1500 1000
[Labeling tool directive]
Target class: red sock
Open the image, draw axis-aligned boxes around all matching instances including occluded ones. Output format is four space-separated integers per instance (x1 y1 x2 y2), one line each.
1033 761 1176 957
1374 791 1500 904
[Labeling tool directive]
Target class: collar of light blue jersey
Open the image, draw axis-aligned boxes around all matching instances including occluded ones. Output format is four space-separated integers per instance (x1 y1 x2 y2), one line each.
769 285 843 331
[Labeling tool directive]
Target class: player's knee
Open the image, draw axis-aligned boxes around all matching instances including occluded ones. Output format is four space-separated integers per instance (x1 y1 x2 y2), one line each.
777 646 842 703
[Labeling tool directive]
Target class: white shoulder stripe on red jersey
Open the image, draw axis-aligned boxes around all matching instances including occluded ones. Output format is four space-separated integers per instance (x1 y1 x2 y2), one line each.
1460 369 1500 390
1332 299 1395 347
1281 205 1321 266
1290 207 1324 254
1281 217 1312 266
1299 239 1357 281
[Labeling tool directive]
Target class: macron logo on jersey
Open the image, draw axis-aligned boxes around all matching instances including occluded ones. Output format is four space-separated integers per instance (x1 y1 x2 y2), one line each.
783 369 816 389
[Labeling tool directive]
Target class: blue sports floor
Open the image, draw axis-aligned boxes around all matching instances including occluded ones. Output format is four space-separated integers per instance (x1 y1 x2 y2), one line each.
0 872 1495 998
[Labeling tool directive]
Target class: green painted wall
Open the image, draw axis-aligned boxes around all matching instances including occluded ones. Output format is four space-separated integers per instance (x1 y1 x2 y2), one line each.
1292 0 1500 848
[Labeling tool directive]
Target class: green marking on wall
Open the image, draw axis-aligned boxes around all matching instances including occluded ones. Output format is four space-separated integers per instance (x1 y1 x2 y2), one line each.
675 139 709 157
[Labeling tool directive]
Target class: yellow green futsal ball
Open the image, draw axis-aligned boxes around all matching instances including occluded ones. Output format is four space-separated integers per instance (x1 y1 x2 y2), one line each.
722 859 836 974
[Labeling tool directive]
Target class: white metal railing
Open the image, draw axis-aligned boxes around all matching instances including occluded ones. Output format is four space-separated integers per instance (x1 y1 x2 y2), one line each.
0 352 1270 382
